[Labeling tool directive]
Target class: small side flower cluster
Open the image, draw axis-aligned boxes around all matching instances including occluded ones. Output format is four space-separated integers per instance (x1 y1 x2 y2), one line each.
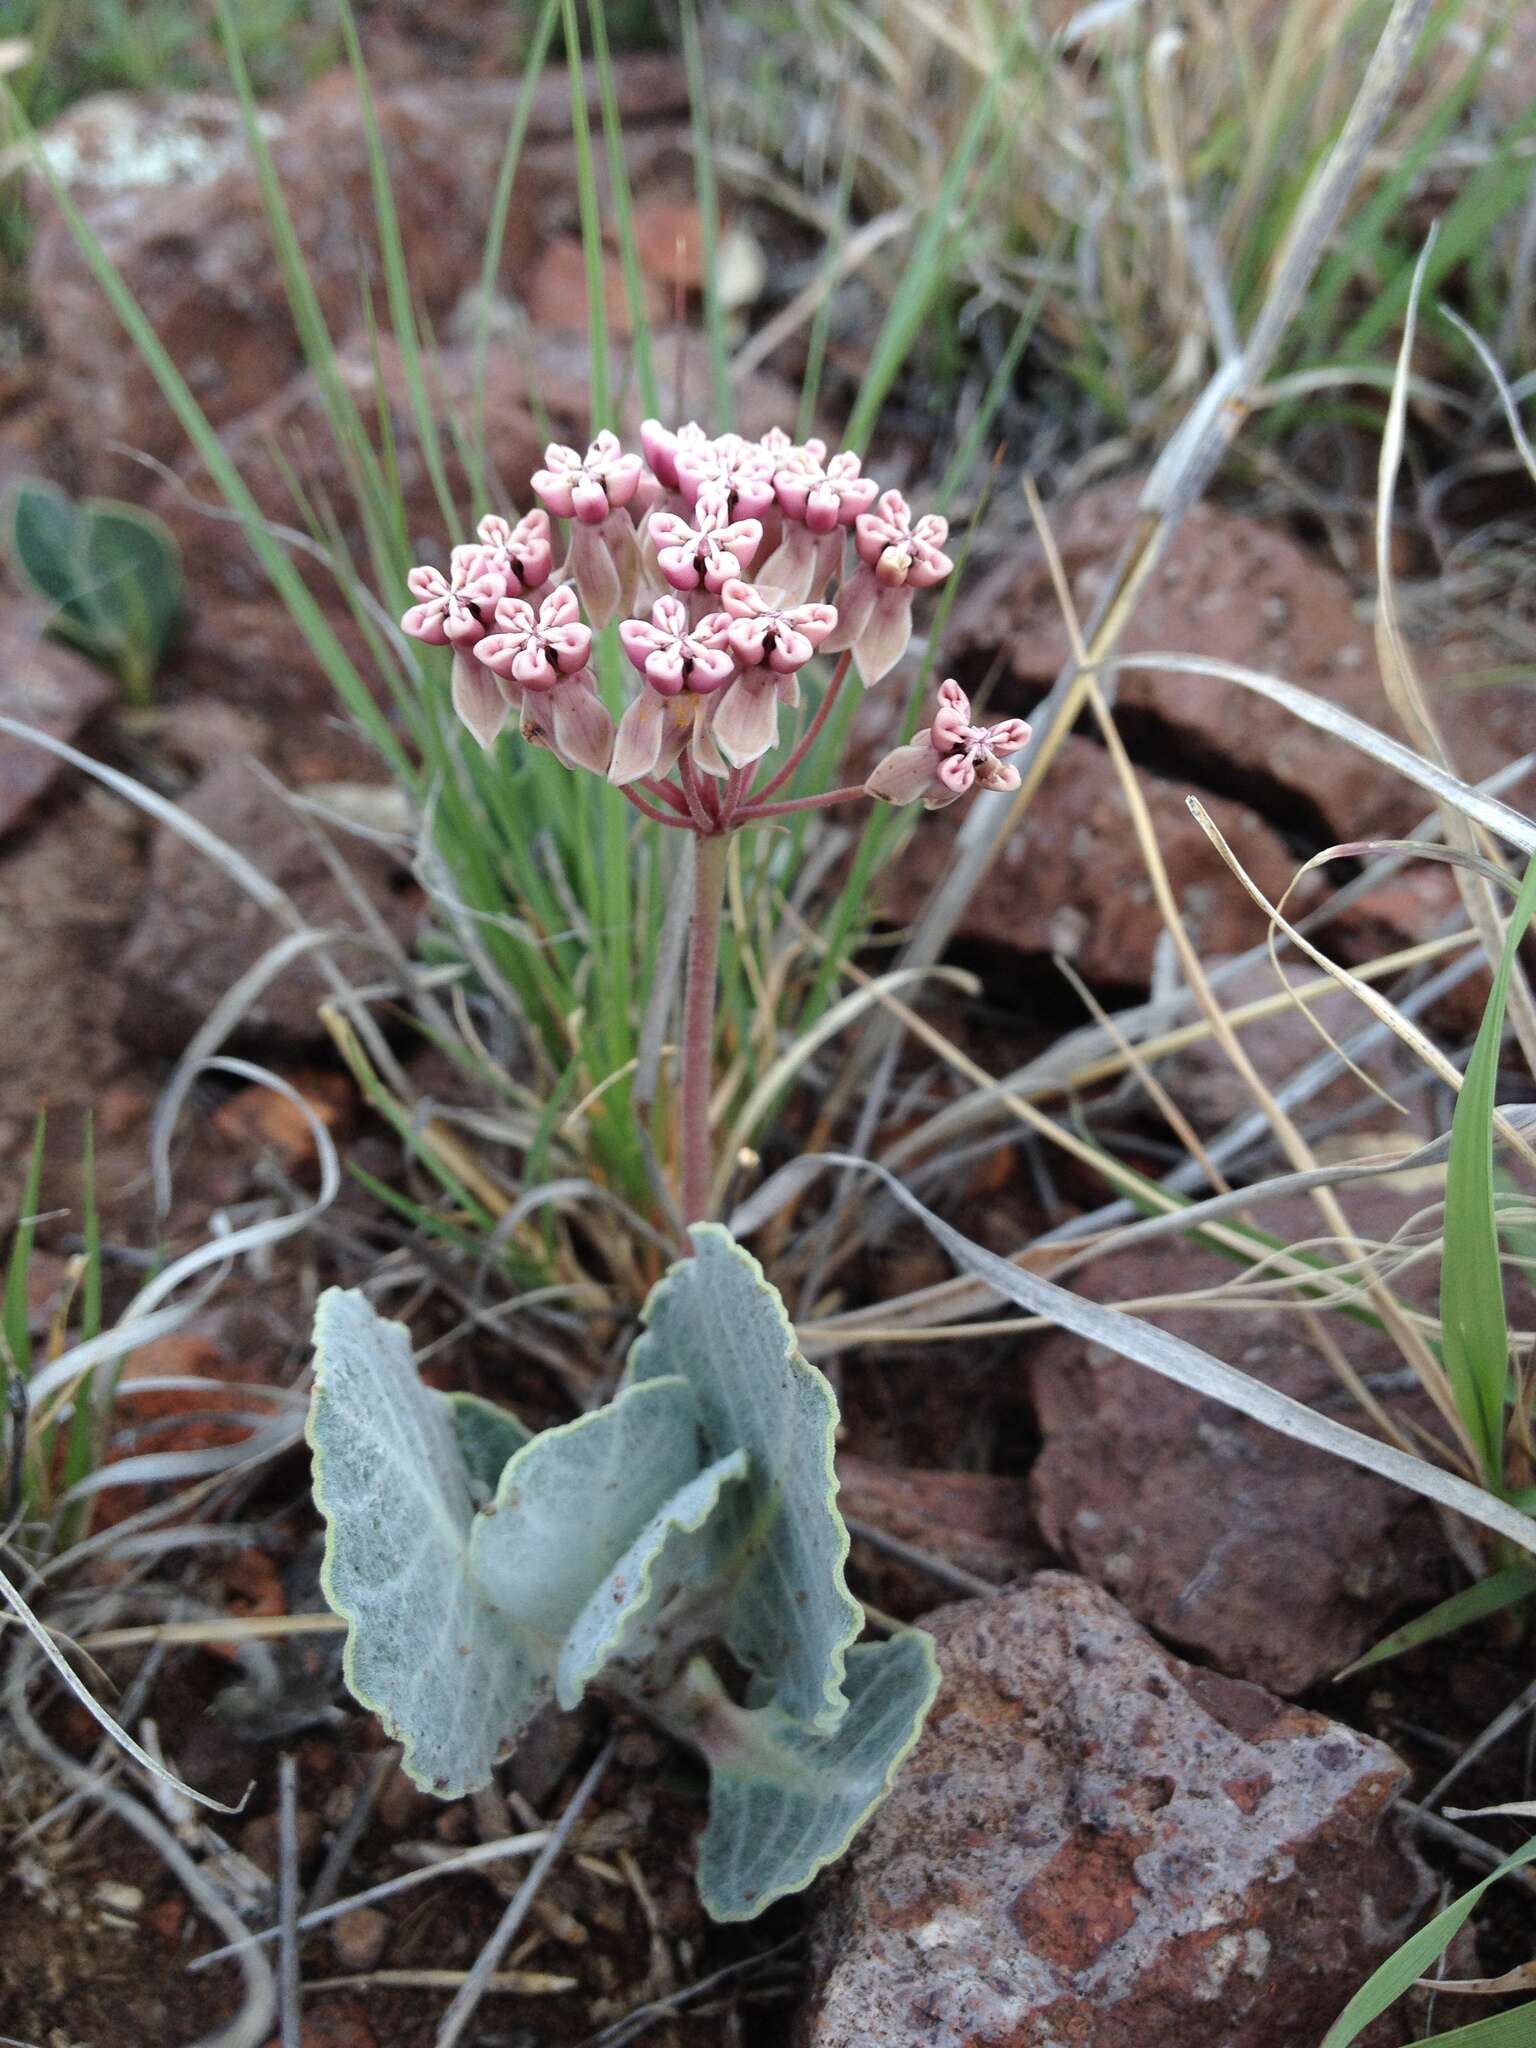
402 421 1025 832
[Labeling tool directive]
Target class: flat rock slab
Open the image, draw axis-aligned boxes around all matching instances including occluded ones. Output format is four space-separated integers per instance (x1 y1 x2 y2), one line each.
0 605 114 838
802 1575 1433 2048
115 755 417 1055
1027 1217 1446 1695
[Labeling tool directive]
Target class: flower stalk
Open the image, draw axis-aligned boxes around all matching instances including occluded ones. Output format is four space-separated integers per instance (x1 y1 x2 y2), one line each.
400 418 1030 1225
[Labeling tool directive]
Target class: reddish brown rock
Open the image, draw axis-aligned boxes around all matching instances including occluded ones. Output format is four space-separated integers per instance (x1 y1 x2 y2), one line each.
0 603 114 838
27 59 689 494
115 755 417 1054
802 1575 1433 2048
954 480 1536 844
882 732 1317 988
1027 1216 1447 1695
528 235 668 334
836 1455 1043 1617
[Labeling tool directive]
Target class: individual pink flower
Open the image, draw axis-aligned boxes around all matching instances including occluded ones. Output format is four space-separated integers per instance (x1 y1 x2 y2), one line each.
718 580 836 674
774 446 876 535
401 546 504 649
711 581 838 768
531 430 643 526
648 487 763 595
675 432 777 521
828 491 953 685
473 509 554 598
473 585 592 689
640 417 710 494
865 679 1030 809
618 596 736 697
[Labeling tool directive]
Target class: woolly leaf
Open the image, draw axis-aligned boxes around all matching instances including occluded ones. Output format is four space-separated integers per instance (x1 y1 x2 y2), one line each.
308 1288 547 1797
469 1375 709 1644
688 1630 941 1921
447 1390 532 1499
557 1448 751 1710
627 1223 863 1732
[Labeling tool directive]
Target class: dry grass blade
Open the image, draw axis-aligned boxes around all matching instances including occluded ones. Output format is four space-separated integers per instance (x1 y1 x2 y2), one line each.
434 1736 615 2048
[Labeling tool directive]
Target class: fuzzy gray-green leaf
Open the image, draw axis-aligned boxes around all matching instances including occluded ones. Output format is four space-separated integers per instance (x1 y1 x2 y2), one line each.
469 1375 707 1646
448 1390 533 1498
557 1448 751 1710
690 1630 941 1921
308 1288 547 1797
627 1223 863 1733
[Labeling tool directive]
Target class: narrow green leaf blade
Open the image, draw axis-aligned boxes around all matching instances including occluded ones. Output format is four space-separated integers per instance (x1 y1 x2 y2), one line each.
691 1630 941 1922
1336 1564 1536 1678
1441 853 1536 1483
627 1224 865 1733
1320 1835 1536 2048
1412 2009 1536 2048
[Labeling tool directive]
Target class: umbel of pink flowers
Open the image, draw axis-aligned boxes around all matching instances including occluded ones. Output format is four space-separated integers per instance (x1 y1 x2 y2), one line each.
401 422 1029 830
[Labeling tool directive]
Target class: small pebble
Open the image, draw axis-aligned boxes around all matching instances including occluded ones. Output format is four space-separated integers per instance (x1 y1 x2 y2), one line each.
330 1904 389 1973
92 1880 143 1915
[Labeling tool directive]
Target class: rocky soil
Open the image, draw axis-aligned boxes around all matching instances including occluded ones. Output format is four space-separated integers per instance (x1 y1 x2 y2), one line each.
0 27 1533 2048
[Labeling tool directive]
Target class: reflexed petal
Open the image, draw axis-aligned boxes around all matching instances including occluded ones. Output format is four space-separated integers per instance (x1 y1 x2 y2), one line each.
853 584 914 685
568 523 622 626
755 523 815 604
451 650 511 751
609 689 669 785
865 739 938 806
823 565 877 654
690 699 728 778
549 671 615 775
711 671 780 767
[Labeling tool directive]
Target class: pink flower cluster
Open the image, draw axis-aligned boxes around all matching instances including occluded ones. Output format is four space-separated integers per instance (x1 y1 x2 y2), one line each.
400 422 966 802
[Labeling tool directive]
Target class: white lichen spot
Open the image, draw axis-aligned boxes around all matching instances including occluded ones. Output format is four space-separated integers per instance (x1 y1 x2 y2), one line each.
38 93 283 194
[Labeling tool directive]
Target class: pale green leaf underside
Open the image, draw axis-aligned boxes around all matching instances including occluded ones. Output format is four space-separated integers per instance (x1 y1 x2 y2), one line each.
628 1223 862 1732
692 1630 941 1922
308 1288 546 1797
471 1375 704 1642
557 1448 750 1710
448 1390 533 1498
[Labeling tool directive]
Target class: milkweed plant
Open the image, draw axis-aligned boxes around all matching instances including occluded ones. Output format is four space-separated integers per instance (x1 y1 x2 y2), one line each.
309 419 1030 1920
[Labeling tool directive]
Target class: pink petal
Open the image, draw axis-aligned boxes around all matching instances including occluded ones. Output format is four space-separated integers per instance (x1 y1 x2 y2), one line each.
619 618 665 672
568 522 622 626
687 643 737 692
569 473 610 525
532 469 576 519
645 644 689 695
974 757 1022 794
853 584 914 686
608 689 668 786
711 671 780 767
550 671 615 776
986 718 1032 758
401 602 449 644
865 739 939 806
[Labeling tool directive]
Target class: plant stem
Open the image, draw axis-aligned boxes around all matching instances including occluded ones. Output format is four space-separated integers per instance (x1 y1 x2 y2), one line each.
755 650 853 801
678 753 716 833
680 831 729 1225
620 784 696 830
734 782 869 823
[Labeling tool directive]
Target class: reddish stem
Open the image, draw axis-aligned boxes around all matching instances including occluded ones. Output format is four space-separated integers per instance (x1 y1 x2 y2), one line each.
678 754 717 833
640 775 692 815
754 650 854 803
620 784 697 831
680 833 729 1223
733 782 870 823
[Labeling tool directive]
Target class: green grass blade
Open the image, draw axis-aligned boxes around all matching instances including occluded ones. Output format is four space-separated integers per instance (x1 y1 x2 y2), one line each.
678 0 730 429
586 0 658 419
2 1111 45 1388
472 0 561 502
58 1112 104 1535
843 12 1038 451
1320 1834 1536 2047
1412 2008 1536 2047
560 0 611 431
1441 853 1536 1486
333 0 460 538
1335 1562 1536 1677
